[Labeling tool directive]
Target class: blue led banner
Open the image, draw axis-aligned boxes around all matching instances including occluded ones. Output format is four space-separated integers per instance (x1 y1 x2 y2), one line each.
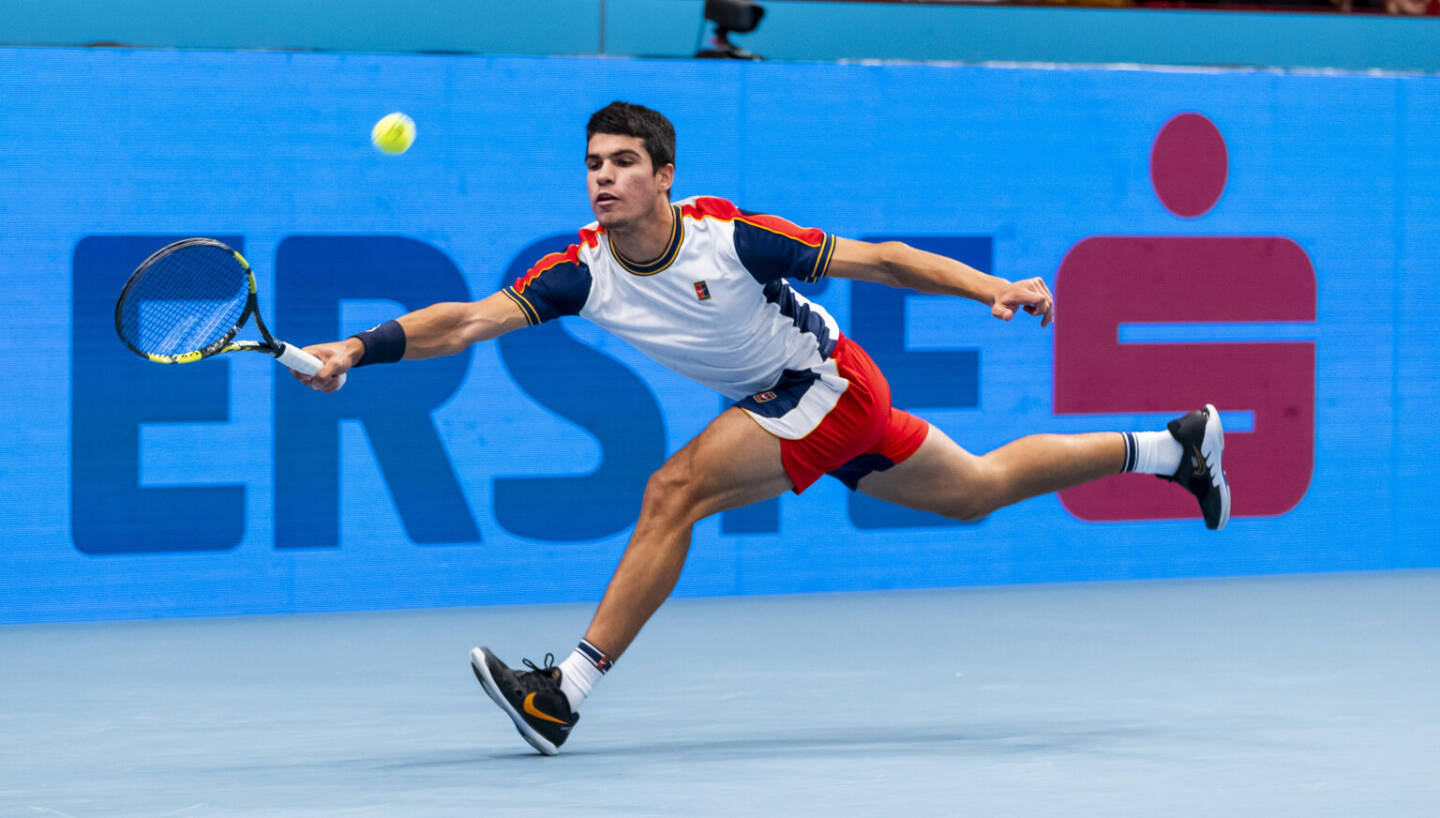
1 48 1435 623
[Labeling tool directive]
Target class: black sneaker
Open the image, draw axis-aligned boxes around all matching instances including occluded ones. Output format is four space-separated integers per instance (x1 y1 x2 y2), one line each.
1160 403 1231 530
469 647 578 756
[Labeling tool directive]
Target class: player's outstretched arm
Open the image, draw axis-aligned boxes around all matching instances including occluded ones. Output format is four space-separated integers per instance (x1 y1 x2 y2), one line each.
826 237 1053 327
294 290 530 393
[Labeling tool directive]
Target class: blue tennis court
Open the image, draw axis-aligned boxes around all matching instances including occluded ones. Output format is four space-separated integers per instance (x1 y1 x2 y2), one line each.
5 571 1436 816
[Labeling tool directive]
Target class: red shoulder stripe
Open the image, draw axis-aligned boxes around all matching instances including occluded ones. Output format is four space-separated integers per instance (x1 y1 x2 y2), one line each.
513 243 582 294
681 196 825 247
736 212 825 246
682 196 743 221
577 225 604 248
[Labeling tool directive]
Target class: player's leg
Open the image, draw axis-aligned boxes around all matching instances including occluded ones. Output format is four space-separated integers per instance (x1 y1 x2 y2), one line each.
854 423 1124 522
854 405 1229 527
470 406 790 754
582 406 792 659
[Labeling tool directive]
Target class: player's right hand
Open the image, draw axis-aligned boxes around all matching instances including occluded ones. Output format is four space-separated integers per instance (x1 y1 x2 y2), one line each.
292 338 361 393
990 277 1055 328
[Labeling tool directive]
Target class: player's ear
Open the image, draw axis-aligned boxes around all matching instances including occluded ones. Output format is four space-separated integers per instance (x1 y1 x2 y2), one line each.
655 163 674 195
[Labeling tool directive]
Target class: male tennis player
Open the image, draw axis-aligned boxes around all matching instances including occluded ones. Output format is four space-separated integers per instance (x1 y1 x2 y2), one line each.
296 101 1230 756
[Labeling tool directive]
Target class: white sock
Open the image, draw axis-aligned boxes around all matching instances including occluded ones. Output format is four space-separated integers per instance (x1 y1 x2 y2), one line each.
1123 430 1183 476
557 639 611 712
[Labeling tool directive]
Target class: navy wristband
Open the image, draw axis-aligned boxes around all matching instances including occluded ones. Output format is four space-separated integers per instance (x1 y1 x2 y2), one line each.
350 319 406 366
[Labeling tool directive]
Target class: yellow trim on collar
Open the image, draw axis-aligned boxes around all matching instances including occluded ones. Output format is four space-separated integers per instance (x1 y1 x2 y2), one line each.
608 205 683 276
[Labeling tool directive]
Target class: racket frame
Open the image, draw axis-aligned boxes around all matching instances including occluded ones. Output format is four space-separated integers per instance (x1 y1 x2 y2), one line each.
115 238 299 366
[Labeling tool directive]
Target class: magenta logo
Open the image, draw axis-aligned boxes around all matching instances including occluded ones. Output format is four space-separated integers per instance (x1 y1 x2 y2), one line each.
1150 113 1228 218
1054 113 1316 523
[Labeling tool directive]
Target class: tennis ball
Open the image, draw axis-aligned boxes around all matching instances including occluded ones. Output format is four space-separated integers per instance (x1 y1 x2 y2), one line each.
371 112 416 155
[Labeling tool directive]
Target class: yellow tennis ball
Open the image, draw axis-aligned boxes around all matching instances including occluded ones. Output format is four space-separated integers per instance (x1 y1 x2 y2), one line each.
371 112 416 155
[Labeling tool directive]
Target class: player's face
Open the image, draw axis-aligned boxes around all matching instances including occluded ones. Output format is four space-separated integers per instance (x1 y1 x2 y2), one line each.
585 133 673 229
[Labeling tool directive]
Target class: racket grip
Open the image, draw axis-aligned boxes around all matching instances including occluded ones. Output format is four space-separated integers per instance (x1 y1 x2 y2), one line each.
275 342 348 387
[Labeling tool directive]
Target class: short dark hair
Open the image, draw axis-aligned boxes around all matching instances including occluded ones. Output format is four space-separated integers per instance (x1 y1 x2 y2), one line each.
586 101 675 170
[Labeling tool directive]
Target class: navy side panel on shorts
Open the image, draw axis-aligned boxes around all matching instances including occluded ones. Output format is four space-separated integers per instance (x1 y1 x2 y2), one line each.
827 453 900 491
732 368 822 418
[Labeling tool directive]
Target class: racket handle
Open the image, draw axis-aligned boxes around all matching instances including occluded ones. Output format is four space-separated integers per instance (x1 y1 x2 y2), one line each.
275 342 348 387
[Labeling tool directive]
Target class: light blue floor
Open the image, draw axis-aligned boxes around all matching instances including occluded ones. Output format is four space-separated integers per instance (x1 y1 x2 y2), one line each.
3 571 1438 816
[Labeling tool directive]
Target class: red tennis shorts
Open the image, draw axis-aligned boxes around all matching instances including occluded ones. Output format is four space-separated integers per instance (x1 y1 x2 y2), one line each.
775 337 930 493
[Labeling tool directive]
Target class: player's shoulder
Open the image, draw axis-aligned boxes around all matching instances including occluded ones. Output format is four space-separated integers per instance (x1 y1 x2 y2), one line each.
676 194 744 222
554 220 603 265
574 220 604 249
675 195 808 230
522 221 603 280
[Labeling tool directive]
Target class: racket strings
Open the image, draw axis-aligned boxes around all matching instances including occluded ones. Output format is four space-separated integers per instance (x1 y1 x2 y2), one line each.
118 244 250 357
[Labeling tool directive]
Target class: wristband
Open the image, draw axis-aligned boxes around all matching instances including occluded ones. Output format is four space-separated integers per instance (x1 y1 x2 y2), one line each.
350 319 406 366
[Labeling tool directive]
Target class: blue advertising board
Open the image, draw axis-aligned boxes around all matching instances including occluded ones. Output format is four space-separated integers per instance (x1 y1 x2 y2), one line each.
1 48 1436 623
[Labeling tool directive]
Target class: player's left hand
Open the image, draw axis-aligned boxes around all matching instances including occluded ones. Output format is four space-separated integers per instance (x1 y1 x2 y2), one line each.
991 277 1054 328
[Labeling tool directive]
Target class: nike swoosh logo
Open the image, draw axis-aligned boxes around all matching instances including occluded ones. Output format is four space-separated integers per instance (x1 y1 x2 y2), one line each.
1191 444 1208 477
523 692 570 726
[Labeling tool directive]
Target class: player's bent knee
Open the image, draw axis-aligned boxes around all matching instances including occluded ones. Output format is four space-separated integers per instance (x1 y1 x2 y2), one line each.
937 498 993 523
639 462 700 524
933 465 1006 522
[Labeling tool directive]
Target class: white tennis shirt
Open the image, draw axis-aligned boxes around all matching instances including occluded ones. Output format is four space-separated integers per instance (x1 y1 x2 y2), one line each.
502 196 846 438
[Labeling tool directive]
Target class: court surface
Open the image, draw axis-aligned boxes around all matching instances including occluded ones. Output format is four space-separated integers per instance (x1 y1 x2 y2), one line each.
3 570 1437 817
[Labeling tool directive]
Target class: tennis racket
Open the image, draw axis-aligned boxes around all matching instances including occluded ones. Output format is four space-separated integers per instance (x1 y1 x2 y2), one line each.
114 237 345 386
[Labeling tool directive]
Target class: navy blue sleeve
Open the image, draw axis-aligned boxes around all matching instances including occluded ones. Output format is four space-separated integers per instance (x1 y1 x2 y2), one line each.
731 211 836 285
503 246 592 325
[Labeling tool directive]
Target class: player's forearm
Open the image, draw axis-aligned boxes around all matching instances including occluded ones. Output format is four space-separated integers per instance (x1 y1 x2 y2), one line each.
880 241 1008 304
395 301 509 359
340 291 527 368
337 302 502 366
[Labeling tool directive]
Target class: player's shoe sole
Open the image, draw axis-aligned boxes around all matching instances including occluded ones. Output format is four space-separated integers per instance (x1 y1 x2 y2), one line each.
469 647 564 756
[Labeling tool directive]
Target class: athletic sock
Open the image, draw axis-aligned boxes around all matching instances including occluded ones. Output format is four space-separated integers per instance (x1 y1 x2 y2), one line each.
557 639 612 712
1122 430 1184 476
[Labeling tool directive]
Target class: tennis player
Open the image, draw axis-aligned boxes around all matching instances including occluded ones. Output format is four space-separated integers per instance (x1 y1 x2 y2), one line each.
295 101 1230 755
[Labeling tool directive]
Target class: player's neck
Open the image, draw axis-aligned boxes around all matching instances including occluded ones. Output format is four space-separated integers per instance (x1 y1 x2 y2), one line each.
607 200 675 264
